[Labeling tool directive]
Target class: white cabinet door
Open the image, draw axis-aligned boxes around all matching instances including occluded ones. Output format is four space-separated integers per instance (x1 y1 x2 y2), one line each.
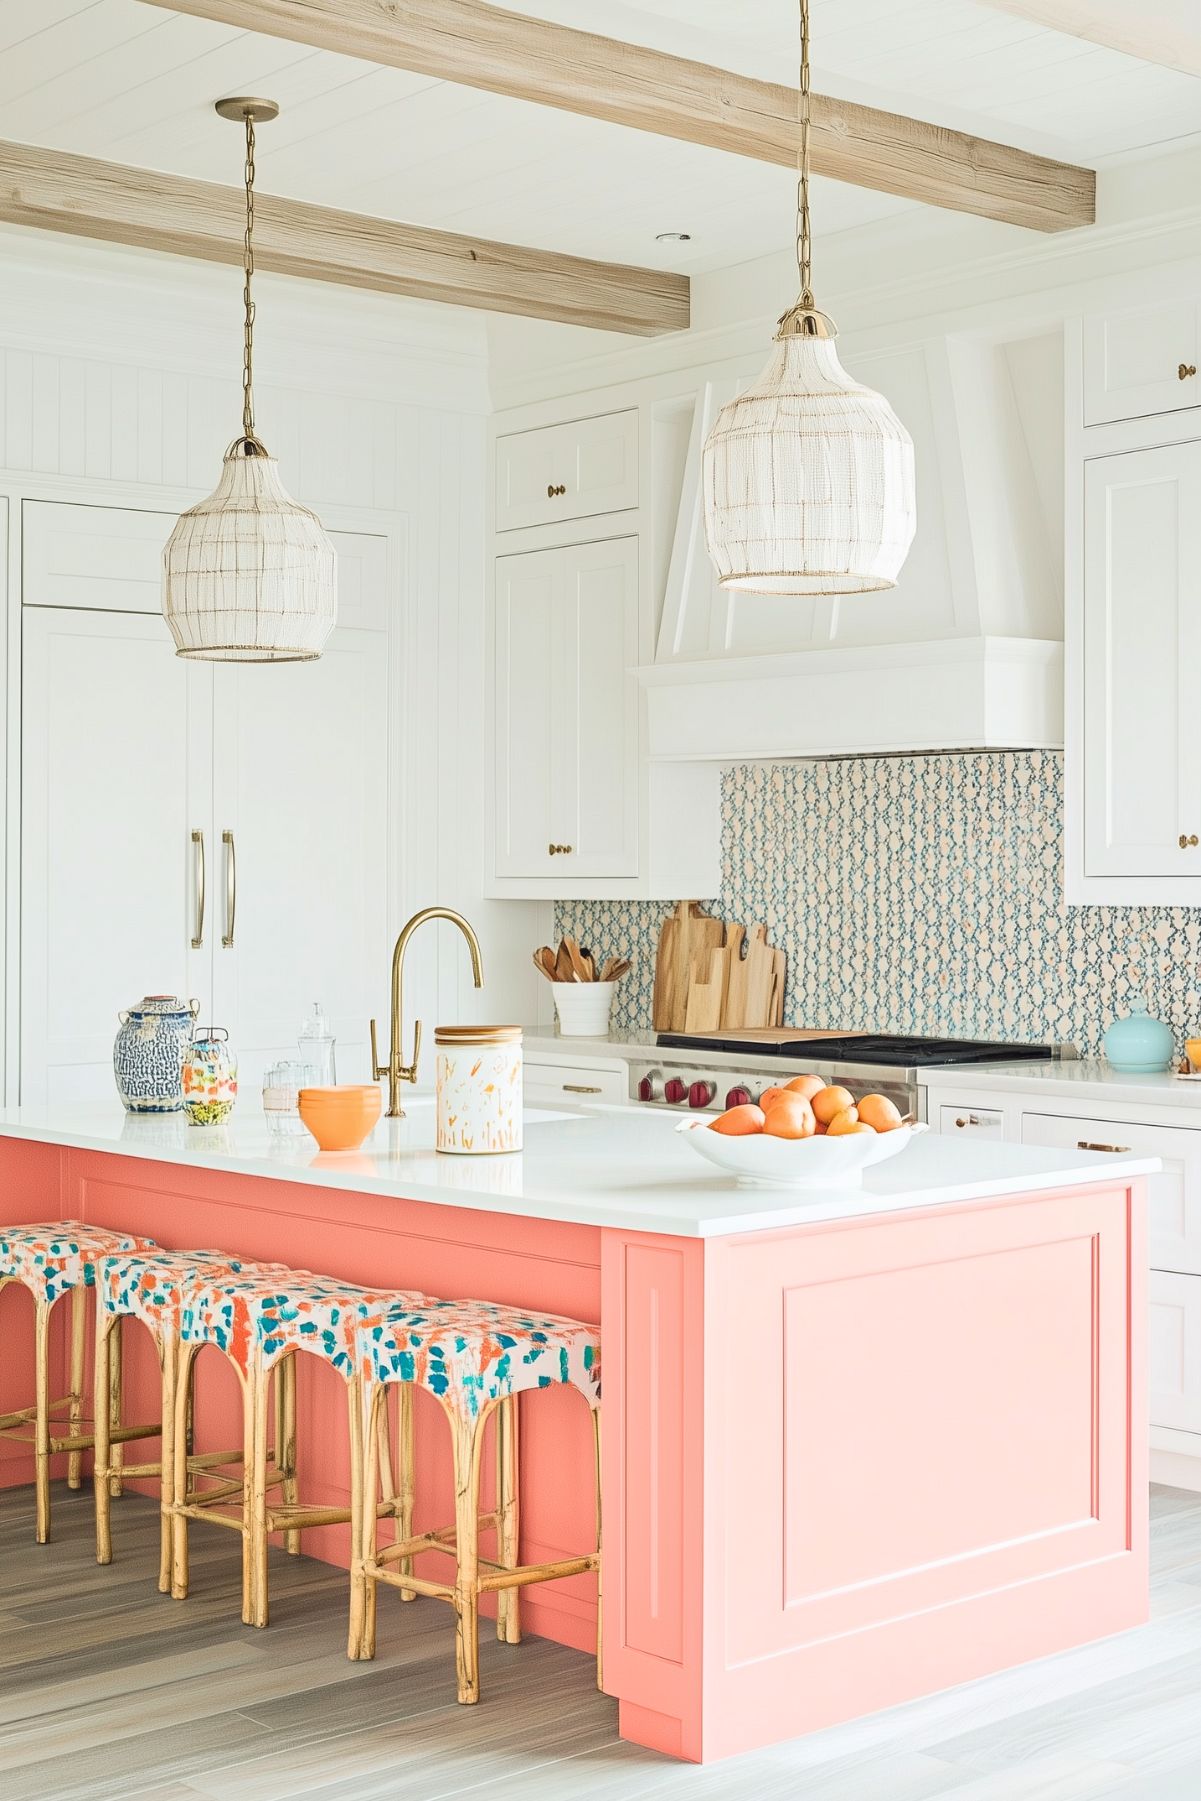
1020 1110 1201 1277
21 608 212 1103
1149 1272 1201 1435
495 411 638 532
494 537 638 880
1083 302 1201 426
1083 444 1201 879
23 500 172 614
210 624 389 1092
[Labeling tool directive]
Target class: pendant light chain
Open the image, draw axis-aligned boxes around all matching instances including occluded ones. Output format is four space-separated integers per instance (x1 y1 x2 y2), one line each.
795 0 813 309
242 111 257 443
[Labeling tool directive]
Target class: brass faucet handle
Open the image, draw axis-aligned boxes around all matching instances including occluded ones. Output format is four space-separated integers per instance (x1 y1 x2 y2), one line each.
369 1017 386 1081
408 1016 423 1083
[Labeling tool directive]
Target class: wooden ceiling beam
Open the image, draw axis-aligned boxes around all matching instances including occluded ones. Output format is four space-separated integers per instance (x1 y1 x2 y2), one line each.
0 138 690 336
141 0 1096 233
981 1 1201 78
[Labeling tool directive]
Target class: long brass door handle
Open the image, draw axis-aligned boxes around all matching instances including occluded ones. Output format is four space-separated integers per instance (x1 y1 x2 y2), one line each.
1077 1140 1132 1154
191 829 206 948
222 829 237 948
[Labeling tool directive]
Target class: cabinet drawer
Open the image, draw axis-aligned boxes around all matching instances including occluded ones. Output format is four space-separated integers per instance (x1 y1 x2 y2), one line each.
23 500 173 614
939 1105 1005 1140
1083 302 1200 427
496 411 637 532
1021 1111 1201 1275
1150 1271 1201 1435
524 1061 627 1105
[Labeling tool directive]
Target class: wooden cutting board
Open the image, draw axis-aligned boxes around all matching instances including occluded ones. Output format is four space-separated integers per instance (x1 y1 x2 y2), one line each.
684 945 730 1034
741 924 777 1030
652 902 726 1033
679 1028 868 1045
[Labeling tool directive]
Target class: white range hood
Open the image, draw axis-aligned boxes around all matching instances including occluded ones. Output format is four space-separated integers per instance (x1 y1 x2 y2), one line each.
642 330 1065 761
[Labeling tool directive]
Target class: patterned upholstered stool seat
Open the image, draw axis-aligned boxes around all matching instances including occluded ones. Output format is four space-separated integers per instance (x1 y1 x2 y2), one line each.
354 1296 602 1704
93 1247 284 1582
172 1264 424 1628
0 1220 158 1543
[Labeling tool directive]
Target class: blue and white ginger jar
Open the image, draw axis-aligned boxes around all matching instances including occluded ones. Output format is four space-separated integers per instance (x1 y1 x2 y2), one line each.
113 994 200 1113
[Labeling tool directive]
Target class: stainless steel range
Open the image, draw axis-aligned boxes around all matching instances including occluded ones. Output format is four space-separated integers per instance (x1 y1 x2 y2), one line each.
626 1032 1073 1122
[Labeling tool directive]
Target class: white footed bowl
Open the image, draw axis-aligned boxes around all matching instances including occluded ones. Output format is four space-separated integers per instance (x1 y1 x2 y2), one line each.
676 1118 927 1188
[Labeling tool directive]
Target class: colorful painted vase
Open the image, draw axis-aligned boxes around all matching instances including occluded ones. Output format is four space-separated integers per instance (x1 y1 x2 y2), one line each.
113 995 200 1113
182 1028 239 1125
434 1025 523 1154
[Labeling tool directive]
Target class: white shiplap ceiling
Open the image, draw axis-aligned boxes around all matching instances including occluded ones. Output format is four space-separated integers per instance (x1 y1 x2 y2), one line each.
0 0 1198 276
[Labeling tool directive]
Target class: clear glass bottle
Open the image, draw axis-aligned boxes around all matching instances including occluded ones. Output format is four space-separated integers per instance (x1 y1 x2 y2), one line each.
298 1001 336 1086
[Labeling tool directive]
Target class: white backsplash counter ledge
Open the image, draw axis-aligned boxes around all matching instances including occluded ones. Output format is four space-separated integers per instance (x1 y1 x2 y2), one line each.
921 1057 1201 1115
0 1102 1157 1240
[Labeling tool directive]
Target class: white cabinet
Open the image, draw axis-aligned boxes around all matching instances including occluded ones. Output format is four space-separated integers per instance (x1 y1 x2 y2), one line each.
1020 1110 1201 1276
1080 442 1201 884
1083 300 1201 427
18 507 393 1102
495 411 637 532
1149 1271 1201 1436
494 537 638 881
524 1054 628 1107
20 609 211 1103
23 500 169 614
938 1104 1005 1141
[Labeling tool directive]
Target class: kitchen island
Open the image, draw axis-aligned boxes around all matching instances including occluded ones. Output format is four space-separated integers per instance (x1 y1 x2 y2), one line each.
0 1102 1154 1764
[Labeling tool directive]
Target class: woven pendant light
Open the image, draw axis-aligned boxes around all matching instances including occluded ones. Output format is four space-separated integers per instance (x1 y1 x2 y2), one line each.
163 99 336 662
703 0 916 596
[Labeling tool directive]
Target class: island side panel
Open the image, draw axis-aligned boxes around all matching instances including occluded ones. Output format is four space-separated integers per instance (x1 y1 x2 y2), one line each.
0 1140 603 1654
0 1140 71 1488
599 1228 707 1762
699 1179 1149 1763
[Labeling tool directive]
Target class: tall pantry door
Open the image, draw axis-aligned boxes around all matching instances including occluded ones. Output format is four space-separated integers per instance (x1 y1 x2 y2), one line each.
209 622 389 1090
20 608 212 1103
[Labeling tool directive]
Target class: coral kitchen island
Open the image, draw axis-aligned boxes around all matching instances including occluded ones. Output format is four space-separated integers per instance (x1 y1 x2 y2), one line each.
0 1105 1153 1765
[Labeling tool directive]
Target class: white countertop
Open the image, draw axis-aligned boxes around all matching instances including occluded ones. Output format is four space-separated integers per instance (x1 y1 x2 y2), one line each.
0 1100 1158 1239
922 1057 1201 1113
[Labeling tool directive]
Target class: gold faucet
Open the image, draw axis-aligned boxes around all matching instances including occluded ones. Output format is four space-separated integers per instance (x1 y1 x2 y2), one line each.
371 907 484 1117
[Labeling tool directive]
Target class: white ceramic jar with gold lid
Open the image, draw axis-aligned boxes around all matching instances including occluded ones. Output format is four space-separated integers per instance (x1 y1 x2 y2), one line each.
434 1025 523 1154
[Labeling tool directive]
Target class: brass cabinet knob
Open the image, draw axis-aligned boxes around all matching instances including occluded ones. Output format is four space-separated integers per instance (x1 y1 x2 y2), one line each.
1180 363 1198 380
545 482 567 498
547 842 574 855
1181 834 1199 848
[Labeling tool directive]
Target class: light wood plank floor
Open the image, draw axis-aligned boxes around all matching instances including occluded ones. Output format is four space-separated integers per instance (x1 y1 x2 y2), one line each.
0 1484 1198 1800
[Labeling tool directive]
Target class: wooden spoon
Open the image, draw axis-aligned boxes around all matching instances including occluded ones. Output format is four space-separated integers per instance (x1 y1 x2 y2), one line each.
532 950 557 982
600 956 631 983
554 938 576 983
566 937 591 983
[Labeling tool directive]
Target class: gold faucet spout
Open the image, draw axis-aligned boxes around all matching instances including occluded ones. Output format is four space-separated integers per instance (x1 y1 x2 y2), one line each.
371 907 484 1117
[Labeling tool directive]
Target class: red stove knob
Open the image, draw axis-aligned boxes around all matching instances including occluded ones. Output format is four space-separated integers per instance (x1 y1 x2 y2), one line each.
637 1076 656 1103
664 1077 687 1105
688 1080 715 1109
725 1086 752 1109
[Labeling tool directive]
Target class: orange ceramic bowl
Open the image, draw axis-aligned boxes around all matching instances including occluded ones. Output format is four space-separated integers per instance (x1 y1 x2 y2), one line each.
297 1084 382 1152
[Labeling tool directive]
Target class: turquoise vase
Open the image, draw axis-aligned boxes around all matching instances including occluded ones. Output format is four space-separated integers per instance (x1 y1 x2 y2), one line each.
1102 1004 1174 1073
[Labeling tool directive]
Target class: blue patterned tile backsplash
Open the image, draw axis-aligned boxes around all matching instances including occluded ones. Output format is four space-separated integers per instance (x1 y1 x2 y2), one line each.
554 753 1201 1056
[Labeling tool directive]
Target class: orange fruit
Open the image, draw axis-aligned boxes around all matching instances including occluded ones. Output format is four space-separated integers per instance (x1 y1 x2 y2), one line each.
825 1107 864 1135
857 1093 904 1132
763 1095 817 1139
784 1074 824 1101
758 1086 791 1112
710 1103 766 1136
811 1084 857 1126
835 1119 876 1135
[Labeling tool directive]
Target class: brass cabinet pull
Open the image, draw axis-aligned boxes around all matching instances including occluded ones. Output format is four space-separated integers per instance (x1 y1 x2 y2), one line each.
1077 1140 1132 1154
548 842 574 855
191 829 206 948
222 829 237 948
954 1115 988 1128
1180 363 1198 380
1180 834 1199 848
563 1083 603 1094
546 482 567 498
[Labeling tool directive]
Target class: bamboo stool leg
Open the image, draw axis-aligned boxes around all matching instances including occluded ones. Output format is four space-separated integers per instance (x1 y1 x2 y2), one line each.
108 1317 125 1498
170 1343 196 1601
93 1310 115 1564
278 1353 300 1555
450 1407 487 1705
592 1406 603 1692
67 1285 87 1489
33 1299 52 1544
244 1364 271 1629
395 1384 416 1602
157 1332 177 1594
347 1376 369 1661
495 1396 521 1645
